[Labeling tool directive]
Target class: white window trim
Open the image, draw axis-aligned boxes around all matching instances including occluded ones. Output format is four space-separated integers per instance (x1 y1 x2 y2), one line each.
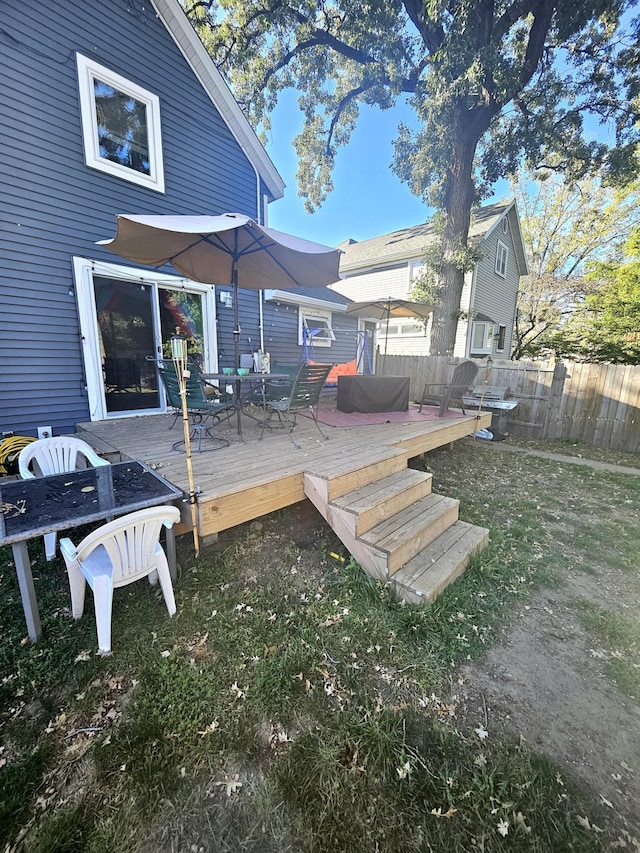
470 321 495 355
409 259 424 283
495 240 508 277
73 257 216 420
264 289 346 313
382 319 426 338
76 53 165 192
298 308 335 348
496 324 507 352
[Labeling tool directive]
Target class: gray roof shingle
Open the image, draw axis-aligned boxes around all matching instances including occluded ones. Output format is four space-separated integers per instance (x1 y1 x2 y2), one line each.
338 200 512 271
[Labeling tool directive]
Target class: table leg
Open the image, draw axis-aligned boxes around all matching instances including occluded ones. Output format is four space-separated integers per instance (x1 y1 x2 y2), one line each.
13 541 42 642
165 527 177 581
234 379 243 437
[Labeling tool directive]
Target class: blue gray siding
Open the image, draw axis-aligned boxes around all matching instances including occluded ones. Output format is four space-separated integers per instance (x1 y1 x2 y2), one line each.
472 216 521 356
1 1 262 435
262 292 357 368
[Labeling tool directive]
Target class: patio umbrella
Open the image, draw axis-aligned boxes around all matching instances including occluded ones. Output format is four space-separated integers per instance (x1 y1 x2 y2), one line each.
344 298 434 356
99 213 342 371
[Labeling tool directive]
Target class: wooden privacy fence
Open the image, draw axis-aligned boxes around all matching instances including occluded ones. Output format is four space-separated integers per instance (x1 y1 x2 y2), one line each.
378 355 640 454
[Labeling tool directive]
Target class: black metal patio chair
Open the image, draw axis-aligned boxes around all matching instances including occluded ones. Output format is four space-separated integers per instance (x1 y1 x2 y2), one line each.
259 363 333 447
241 363 300 420
156 359 234 451
418 359 479 417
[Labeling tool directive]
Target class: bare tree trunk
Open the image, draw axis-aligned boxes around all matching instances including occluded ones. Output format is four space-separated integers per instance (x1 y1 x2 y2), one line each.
427 99 498 355
429 134 477 356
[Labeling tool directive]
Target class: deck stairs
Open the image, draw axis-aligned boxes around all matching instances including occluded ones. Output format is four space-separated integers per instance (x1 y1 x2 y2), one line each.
304 446 489 605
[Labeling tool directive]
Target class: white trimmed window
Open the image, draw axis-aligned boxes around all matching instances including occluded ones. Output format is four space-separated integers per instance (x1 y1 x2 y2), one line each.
470 321 495 355
299 309 335 347
495 240 509 277
496 324 506 352
383 320 425 338
76 53 165 192
410 260 424 280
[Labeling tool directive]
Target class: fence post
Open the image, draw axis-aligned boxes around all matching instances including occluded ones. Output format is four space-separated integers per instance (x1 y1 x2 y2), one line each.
544 361 567 439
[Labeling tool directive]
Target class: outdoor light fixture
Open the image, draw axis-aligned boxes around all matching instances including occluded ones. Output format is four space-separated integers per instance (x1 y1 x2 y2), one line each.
170 330 200 557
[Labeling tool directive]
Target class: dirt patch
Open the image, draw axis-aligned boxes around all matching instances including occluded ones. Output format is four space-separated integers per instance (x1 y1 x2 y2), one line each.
456 566 640 843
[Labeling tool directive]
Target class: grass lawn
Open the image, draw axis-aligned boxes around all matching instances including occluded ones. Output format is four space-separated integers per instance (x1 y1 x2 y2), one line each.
1 438 638 852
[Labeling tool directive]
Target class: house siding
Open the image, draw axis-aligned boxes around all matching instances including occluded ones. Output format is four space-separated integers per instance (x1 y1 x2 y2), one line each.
472 218 520 356
0 1 263 436
377 330 430 357
332 265 411 301
334 204 525 359
262 297 356 367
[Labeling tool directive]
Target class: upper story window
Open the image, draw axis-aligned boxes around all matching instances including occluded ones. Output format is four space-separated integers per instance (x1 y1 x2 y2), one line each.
299 308 335 347
495 240 509 277
410 260 424 280
76 54 165 193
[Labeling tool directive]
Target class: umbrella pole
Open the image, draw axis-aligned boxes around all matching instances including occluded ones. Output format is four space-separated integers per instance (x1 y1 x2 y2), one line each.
381 299 391 373
231 258 244 436
171 333 200 557
232 256 241 372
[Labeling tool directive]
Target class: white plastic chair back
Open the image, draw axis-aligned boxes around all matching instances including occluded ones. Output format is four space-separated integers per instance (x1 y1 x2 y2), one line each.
18 436 110 560
19 436 109 479
60 506 180 655
74 507 179 588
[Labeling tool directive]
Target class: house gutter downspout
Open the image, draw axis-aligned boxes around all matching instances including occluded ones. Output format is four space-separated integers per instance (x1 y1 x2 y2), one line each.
256 168 266 354
465 264 479 358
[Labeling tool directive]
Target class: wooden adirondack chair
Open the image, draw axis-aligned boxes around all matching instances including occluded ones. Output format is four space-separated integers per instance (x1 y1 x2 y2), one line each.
418 360 479 417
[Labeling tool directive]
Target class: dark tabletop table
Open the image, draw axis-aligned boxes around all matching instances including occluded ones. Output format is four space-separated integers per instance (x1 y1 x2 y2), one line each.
0 460 183 642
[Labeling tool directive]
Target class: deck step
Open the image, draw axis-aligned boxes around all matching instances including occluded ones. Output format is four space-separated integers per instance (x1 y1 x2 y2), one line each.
391 521 489 604
331 469 432 536
305 446 409 504
359 493 459 575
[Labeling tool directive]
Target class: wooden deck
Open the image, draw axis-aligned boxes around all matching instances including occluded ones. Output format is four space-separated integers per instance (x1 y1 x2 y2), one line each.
77 403 491 540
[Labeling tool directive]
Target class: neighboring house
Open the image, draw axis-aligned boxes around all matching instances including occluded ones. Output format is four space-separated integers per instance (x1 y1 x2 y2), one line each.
332 200 529 360
0 1 356 437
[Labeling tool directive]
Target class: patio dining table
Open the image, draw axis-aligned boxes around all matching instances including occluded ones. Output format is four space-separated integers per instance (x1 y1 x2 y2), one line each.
203 372 292 437
0 460 183 642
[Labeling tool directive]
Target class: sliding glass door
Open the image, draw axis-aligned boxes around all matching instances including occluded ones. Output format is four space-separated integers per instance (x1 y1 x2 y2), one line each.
73 258 216 421
94 277 159 413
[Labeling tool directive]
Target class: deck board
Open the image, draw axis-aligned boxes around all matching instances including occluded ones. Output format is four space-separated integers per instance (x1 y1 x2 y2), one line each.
78 405 490 536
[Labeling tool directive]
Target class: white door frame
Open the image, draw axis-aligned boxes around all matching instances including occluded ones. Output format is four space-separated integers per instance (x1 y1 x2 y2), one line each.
73 256 218 421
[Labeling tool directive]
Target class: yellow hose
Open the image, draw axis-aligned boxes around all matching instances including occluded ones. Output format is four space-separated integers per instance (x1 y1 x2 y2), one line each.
0 436 37 475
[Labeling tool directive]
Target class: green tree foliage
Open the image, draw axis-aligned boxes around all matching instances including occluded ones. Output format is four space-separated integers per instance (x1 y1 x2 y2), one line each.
186 0 640 355
512 173 640 358
551 229 640 363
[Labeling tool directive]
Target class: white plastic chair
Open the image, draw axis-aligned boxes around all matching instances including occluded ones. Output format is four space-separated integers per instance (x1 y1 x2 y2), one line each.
19 436 110 560
60 506 181 655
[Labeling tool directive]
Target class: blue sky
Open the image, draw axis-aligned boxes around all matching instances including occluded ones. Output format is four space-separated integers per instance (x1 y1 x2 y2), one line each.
264 90 512 248
264 90 437 247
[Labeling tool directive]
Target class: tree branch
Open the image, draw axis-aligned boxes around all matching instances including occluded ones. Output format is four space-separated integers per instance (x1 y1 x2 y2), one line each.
519 0 554 90
325 81 377 154
402 0 445 52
